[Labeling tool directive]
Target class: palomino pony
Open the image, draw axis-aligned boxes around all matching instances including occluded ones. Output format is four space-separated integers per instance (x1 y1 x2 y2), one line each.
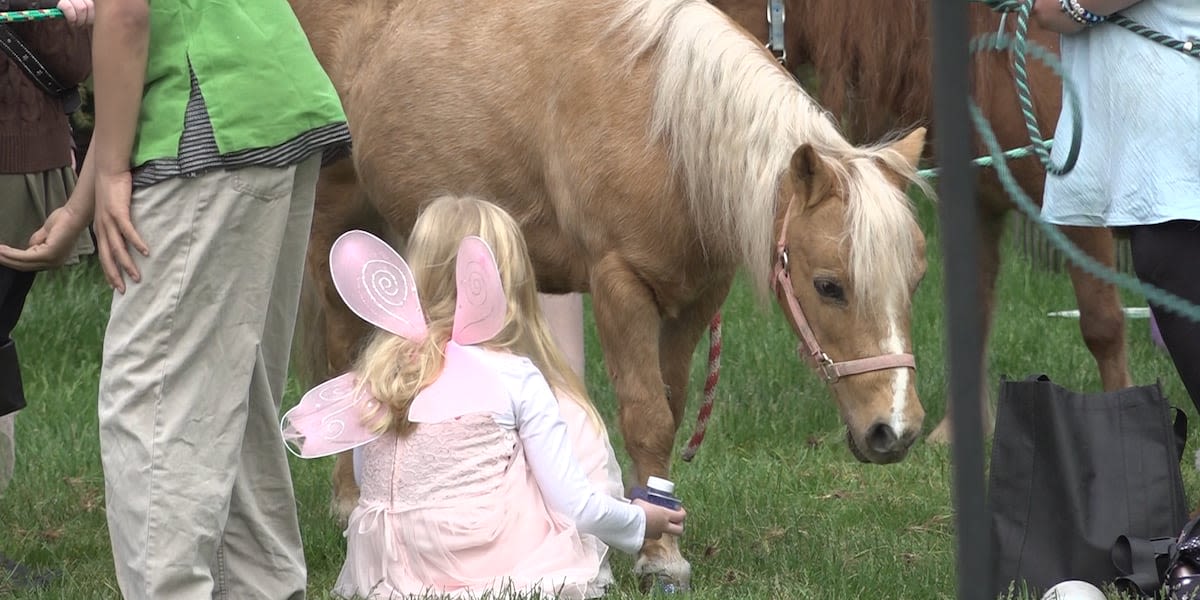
288 0 929 588
709 0 1133 442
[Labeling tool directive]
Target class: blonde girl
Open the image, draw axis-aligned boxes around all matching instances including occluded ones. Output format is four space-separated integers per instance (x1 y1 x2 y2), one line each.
284 195 685 599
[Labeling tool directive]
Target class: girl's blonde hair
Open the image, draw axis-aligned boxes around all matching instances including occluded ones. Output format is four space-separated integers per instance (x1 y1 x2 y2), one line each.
354 195 604 434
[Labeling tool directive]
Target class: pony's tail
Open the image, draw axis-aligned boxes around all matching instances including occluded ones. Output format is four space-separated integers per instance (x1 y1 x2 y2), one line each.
293 266 331 393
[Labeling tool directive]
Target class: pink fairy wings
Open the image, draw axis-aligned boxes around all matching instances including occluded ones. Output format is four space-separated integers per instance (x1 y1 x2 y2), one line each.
329 230 429 343
326 230 508 344
281 372 381 458
450 234 508 344
410 233 510 422
281 230 510 457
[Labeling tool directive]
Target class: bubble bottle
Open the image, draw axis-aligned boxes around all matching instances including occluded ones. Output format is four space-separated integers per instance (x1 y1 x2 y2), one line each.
642 476 682 510
631 477 684 594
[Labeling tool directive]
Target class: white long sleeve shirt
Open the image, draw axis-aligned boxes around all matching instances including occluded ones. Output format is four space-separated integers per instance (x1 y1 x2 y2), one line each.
483 348 647 556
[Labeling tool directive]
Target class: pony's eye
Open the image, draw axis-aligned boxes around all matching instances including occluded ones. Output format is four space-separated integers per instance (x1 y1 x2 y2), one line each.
813 278 846 303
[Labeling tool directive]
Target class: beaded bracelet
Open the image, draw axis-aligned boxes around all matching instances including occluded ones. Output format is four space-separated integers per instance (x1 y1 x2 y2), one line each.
1058 0 1107 26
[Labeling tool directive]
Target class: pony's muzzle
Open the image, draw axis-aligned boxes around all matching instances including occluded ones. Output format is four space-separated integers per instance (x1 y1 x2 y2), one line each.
847 421 917 464
866 421 900 455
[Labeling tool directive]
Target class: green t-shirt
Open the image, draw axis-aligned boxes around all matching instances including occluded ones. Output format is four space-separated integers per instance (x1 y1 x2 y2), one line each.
131 0 347 168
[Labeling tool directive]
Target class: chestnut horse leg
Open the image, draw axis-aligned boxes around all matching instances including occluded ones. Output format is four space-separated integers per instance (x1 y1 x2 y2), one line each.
1058 226 1131 391
589 253 690 590
927 182 1008 444
1002 153 1130 392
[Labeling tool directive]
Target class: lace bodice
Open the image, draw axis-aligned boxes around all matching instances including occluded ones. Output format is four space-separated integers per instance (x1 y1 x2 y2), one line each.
358 413 517 510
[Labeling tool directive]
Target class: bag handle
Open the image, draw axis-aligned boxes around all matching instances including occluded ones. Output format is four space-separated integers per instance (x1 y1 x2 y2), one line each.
1112 534 1176 596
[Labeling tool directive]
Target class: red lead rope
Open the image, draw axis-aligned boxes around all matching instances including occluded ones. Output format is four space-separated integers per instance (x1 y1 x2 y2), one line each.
681 312 722 462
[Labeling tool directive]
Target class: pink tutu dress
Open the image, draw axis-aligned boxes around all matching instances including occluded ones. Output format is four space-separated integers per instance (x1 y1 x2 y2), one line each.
335 349 638 599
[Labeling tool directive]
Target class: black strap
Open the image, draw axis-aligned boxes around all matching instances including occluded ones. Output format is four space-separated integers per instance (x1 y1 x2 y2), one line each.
0 23 81 113
1172 406 1189 463
1112 535 1177 597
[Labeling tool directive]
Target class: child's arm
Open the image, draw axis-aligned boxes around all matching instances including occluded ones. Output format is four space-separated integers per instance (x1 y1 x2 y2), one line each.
510 360 648 555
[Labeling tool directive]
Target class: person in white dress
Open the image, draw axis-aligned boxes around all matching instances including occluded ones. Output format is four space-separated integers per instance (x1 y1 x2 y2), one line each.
1034 0 1200 412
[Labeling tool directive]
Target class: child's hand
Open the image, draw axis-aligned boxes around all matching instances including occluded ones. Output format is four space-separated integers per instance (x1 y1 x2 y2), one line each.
57 0 94 26
634 499 686 540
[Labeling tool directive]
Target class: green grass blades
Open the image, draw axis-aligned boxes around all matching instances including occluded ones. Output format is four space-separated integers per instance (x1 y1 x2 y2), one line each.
0 195 1192 599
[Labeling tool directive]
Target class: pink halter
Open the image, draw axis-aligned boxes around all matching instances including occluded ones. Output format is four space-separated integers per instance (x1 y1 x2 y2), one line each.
770 200 916 384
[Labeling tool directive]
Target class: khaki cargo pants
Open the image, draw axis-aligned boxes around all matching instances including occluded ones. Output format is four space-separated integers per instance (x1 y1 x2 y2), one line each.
98 155 319 600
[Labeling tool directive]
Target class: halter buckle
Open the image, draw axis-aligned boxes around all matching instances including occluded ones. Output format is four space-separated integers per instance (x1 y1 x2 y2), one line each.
766 0 787 64
818 353 839 384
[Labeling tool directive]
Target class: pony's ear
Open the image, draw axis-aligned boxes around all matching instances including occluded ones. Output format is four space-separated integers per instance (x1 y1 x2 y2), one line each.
789 143 832 208
330 230 429 342
452 236 508 345
890 126 926 168
281 372 383 458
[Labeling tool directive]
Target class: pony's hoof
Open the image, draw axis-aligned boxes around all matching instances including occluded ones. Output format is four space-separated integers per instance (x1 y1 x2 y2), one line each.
637 573 689 595
634 555 691 594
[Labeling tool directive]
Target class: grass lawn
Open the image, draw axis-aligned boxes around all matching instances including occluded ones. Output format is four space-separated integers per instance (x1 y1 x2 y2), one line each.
1 194 1192 599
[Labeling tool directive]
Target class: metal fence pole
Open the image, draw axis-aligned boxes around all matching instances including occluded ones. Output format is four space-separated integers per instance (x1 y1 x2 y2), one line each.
930 2 993 598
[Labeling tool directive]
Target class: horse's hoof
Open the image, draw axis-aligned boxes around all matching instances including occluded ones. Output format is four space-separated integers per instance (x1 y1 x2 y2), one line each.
634 555 692 594
638 573 689 595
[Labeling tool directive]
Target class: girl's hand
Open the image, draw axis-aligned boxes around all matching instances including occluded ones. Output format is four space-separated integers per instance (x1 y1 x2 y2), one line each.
56 0 95 27
634 499 687 540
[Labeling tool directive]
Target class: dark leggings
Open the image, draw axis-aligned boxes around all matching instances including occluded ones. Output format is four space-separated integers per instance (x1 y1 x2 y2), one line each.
0 266 36 415
1129 220 1200 415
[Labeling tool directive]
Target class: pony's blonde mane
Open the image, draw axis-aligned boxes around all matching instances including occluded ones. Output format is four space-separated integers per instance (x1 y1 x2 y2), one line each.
611 0 929 312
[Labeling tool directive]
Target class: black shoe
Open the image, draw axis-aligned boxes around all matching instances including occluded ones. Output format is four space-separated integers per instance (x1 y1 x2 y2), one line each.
0 552 60 591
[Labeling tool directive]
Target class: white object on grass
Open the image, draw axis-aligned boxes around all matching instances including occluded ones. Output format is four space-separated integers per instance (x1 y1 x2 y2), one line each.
1040 580 1107 600
1047 307 1150 319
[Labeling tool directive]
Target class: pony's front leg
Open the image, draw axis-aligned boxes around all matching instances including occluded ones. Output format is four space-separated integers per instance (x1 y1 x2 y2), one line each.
659 281 733 429
645 283 733 591
589 255 691 592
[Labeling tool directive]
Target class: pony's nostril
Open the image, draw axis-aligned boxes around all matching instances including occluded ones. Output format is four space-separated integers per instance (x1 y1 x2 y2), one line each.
866 422 899 454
